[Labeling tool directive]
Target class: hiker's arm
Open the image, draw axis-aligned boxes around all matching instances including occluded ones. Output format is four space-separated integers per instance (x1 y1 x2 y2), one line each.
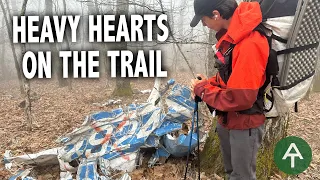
193 40 268 112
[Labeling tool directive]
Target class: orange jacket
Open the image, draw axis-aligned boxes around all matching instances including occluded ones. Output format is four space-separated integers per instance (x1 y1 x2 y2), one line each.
194 2 269 130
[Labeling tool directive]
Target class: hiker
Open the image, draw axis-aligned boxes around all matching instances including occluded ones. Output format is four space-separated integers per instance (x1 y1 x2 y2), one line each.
190 0 268 179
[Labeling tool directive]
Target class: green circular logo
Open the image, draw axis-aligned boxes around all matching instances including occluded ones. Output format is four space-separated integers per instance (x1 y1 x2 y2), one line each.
274 136 312 175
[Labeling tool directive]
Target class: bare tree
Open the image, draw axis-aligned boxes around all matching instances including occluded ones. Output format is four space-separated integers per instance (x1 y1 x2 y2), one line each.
9 0 18 15
45 0 68 87
0 18 6 80
2 0 33 131
313 52 320 92
112 0 133 96
62 0 73 90
0 0 24 93
206 29 218 77
87 0 109 84
20 0 32 131
168 0 176 75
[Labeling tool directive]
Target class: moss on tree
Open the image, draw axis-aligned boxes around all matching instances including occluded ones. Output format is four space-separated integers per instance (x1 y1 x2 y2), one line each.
112 85 133 96
200 118 224 177
112 79 133 97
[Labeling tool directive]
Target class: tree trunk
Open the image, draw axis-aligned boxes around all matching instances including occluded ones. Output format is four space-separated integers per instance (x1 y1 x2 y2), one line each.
20 0 33 131
0 0 24 93
62 0 72 90
169 0 177 77
171 44 178 77
20 0 28 16
87 0 108 80
207 29 216 77
94 0 100 14
45 0 68 87
0 19 6 80
3 0 34 130
304 77 314 100
9 0 18 15
24 81 32 131
313 71 320 92
112 0 133 97
80 1 85 50
313 54 320 92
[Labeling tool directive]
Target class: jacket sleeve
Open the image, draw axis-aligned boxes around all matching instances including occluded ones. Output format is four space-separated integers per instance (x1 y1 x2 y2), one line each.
194 39 268 112
207 75 218 86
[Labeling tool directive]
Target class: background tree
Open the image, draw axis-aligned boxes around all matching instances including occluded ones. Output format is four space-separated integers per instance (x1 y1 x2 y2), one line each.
0 19 6 80
0 0 24 93
112 0 133 96
20 0 32 131
45 0 68 87
313 46 320 92
206 29 216 77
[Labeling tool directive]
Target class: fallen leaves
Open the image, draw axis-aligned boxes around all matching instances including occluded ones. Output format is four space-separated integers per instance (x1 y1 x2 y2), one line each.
1 74 319 179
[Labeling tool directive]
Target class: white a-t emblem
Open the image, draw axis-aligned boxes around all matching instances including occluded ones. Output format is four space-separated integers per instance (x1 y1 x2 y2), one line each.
282 143 304 168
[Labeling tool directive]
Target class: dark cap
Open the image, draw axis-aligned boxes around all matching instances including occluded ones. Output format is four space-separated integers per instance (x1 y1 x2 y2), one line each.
190 0 225 27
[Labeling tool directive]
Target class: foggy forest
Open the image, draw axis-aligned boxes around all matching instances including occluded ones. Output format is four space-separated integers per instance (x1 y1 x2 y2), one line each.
0 0 319 179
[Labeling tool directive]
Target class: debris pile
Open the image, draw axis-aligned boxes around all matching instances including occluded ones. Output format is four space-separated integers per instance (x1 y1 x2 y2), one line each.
3 80 206 179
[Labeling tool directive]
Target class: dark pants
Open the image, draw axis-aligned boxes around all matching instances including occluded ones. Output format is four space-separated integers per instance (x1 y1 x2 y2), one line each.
216 123 264 180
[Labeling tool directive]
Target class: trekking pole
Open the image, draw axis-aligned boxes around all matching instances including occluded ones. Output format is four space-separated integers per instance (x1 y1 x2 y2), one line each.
195 95 201 180
184 77 202 180
183 105 196 180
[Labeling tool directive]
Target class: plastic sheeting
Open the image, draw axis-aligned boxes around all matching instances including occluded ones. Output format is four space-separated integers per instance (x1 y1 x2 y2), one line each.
57 83 199 179
8 169 34 180
4 81 203 180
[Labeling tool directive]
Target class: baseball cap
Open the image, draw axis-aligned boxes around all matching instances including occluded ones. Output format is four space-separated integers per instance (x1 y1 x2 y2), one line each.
190 0 225 27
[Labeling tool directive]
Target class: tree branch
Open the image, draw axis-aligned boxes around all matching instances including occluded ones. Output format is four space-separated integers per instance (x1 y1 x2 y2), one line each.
158 0 195 78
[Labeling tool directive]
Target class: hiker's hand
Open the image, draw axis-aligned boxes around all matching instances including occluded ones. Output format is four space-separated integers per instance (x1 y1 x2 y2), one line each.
190 74 207 99
191 74 207 88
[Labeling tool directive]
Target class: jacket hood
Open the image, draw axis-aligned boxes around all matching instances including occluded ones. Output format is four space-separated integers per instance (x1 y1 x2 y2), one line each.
218 2 263 46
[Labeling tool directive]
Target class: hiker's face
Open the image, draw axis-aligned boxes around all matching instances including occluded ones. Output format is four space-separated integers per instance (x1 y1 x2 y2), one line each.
201 15 223 31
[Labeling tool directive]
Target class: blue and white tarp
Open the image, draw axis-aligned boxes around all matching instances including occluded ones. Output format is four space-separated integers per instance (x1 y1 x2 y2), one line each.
4 81 205 179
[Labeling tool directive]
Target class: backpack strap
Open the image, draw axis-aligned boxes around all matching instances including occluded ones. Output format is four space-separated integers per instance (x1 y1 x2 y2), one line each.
270 34 288 44
277 42 319 55
254 23 288 46
264 88 274 113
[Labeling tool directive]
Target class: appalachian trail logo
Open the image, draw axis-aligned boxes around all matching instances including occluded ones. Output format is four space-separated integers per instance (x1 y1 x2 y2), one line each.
274 136 312 175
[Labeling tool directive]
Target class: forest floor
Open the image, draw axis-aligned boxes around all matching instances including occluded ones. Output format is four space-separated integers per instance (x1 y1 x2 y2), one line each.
0 72 319 180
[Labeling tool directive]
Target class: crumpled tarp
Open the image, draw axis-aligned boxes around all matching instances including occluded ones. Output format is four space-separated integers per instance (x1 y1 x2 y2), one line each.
4 80 205 179
8 169 34 180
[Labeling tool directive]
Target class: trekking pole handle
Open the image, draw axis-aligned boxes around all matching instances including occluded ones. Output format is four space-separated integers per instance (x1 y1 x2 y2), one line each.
195 77 202 103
